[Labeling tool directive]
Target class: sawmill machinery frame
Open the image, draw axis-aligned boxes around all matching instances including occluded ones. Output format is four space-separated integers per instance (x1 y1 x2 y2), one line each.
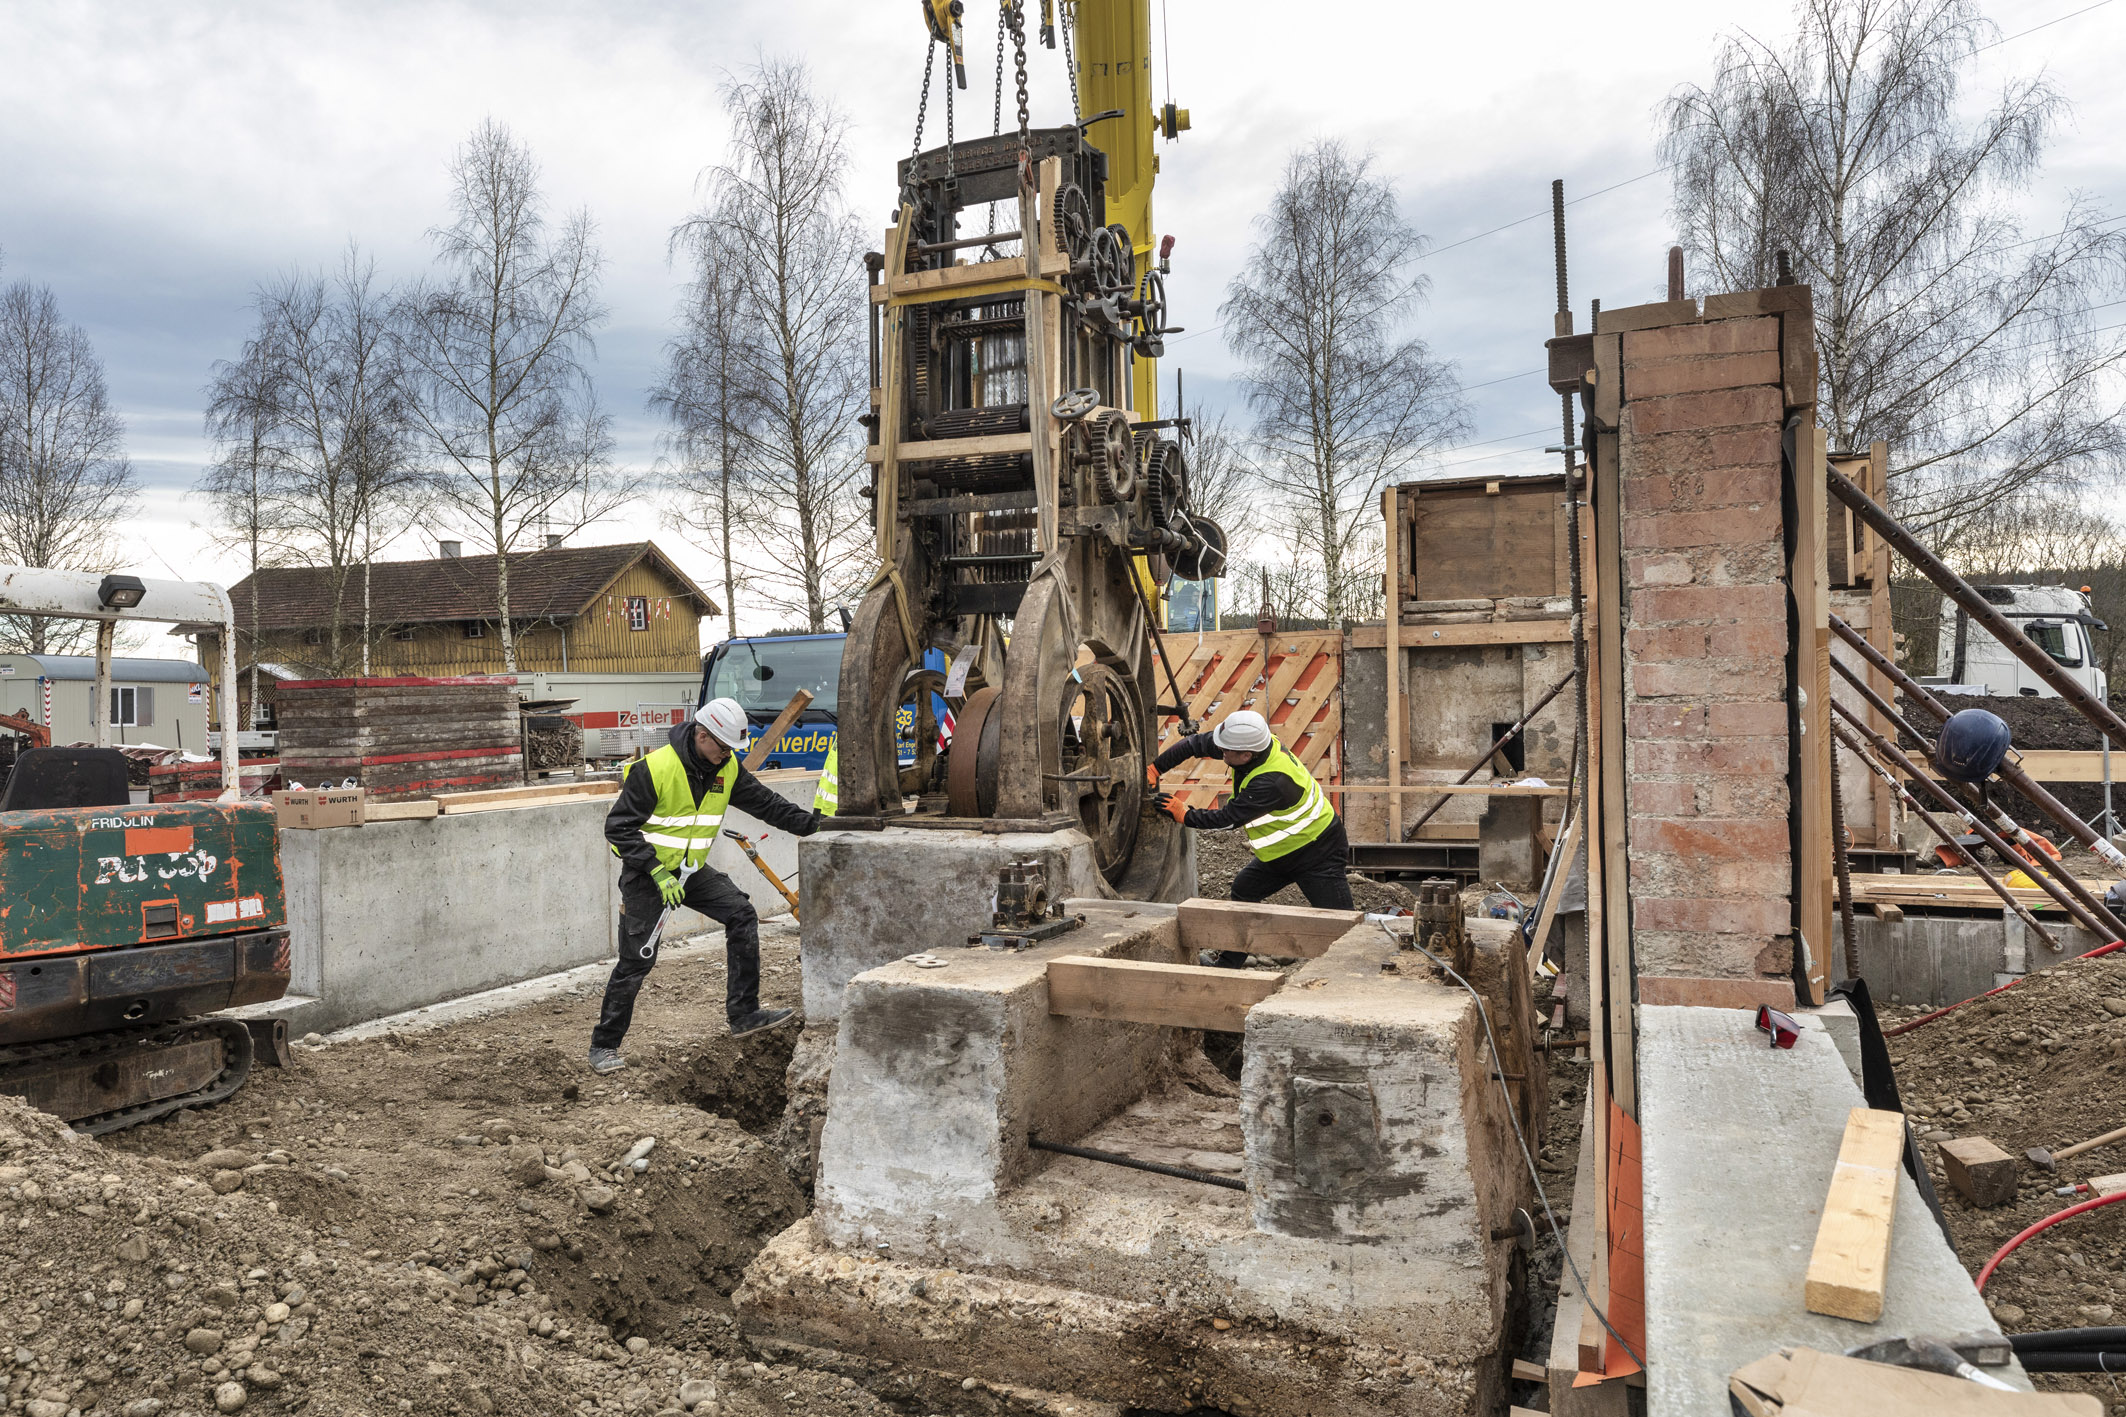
834 3 1222 890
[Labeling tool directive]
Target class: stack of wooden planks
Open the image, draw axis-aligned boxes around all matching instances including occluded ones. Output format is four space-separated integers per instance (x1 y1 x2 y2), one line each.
1153 629 1340 810
277 675 523 800
1847 870 2113 916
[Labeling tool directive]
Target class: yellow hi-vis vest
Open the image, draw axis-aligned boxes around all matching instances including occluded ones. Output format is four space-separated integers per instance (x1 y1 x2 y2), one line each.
1238 740 1335 861
621 742 736 874
813 740 838 816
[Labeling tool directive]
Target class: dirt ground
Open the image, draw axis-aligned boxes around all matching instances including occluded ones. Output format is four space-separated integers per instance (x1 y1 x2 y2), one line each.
1887 946 2126 1408
1190 828 1417 914
2 921 1075 1417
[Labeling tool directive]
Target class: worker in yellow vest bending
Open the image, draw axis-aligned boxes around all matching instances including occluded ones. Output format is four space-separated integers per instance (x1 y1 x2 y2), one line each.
590 698 823 1074
814 739 838 815
1151 709 1350 967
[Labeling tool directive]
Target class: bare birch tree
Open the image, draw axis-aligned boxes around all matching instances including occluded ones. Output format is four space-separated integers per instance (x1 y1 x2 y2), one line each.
400 118 624 671
677 58 871 632
200 336 292 726
654 221 755 640
1662 0 2126 534
1219 140 1468 621
0 279 140 654
235 251 422 674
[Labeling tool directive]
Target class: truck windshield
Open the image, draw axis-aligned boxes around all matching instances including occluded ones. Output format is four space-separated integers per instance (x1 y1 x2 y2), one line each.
707 638 842 716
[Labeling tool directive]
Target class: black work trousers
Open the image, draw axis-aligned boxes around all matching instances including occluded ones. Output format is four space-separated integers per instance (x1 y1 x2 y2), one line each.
592 865 762 1048
1213 822 1354 965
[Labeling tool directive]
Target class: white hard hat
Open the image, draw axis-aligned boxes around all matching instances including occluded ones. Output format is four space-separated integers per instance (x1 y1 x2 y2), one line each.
1212 710 1273 753
695 697 751 751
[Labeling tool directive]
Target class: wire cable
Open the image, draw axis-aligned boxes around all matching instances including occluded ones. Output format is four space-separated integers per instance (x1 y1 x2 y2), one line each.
1977 1189 2126 1290
1396 925 1647 1373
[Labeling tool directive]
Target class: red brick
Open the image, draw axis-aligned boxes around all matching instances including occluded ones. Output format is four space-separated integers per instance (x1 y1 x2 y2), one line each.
1710 859 1791 895
1708 777 1790 818
1630 552 1695 587
1704 618 1788 659
1622 317 1780 363
1635 816 1790 862
1694 466 1781 508
1627 426 1784 477
1633 896 1792 935
1709 739 1786 774
1623 386 1783 437
1629 703 1705 739
1622 504 1780 551
1626 352 1783 399
1627 624 1710 661
1631 662 1708 698
1633 584 1786 624
1631 780 1697 816
1708 702 1788 738
1632 741 1712 777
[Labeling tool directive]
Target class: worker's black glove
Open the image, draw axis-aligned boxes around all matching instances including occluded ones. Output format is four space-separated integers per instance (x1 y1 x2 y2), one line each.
1153 791 1188 825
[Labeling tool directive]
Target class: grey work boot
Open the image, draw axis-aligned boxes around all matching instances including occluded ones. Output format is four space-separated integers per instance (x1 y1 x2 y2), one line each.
730 1007 796 1037
586 1046 626 1075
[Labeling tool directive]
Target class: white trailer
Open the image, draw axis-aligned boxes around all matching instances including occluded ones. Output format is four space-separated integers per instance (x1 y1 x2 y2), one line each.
510 670 702 760
1930 582 2109 700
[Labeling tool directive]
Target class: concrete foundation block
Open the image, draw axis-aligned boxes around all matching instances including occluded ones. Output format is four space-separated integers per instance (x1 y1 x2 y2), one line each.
1478 793 1542 890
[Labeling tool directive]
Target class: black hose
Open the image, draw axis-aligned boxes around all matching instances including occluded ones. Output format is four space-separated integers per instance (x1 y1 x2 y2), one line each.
2016 1350 2126 1373
1028 1135 1246 1191
2012 1327 2126 1352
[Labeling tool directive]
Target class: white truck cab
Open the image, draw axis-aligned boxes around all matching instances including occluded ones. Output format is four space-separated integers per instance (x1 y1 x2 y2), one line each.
1929 582 2108 700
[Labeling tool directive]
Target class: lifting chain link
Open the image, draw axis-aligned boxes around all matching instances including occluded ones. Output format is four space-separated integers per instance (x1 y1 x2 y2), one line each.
986 7 1007 239
943 41 956 188
1059 0 1080 123
905 41 938 208
1007 0 1031 164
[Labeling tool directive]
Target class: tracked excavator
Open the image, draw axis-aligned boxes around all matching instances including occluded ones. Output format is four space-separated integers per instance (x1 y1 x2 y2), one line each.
834 0 1224 894
0 567 290 1134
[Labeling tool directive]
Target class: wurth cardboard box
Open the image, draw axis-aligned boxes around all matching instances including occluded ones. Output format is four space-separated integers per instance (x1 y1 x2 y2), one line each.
272 788 366 829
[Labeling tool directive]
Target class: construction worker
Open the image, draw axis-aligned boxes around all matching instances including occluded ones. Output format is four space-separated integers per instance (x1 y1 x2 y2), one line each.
1150 709 1350 967
589 697 822 1074
814 738 838 816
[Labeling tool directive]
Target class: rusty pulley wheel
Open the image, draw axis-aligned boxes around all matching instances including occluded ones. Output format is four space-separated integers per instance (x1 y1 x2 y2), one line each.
947 684 1004 817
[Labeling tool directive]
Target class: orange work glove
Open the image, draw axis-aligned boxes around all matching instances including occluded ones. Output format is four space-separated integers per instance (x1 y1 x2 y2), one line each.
1155 791 1188 825
1145 763 1160 790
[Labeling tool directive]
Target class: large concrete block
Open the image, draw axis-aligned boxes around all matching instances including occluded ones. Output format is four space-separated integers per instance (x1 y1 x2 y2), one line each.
266 797 618 1034
795 826 1102 1022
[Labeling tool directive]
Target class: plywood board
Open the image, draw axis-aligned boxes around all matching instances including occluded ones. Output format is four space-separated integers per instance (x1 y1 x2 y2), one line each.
1407 481 1571 599
1804 1107 1904 1322
1046 956 1283 1033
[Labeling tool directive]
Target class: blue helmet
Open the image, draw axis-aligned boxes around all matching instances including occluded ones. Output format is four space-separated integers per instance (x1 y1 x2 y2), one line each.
1934 709 2012 783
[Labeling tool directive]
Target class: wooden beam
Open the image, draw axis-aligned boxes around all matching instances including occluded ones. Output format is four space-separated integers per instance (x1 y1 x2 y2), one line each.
1046 956 1283 1033
1347 620 1574 650
866 431 1034 465
363 799 441 822
743 689 816 771
1385 486 1403 836
439 789 618 816
1524 806 1583 977
1177 897 1364 960
1792 427 1833 1004
1804 1107 1904 1322
1592 430 1636 1116
1022 160 1057 552
1325 783 1567 796
437 779 615 809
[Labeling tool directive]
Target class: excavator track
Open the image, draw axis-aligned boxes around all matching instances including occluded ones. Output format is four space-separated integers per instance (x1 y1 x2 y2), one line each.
0 1017 255 1137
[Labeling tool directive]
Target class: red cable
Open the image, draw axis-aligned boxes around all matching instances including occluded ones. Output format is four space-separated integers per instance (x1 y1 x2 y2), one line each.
1885 939 2126 1037
1977 1190 2126 1291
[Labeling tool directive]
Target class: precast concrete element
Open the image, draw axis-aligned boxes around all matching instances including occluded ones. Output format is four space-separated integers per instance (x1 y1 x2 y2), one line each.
743 918 1520 1417
260 797 618 1036
1639 1004 2025 1415
1239 923 1523 1363
796 826 1108 1023
1852 910 2098 1007
813 902 1193 1259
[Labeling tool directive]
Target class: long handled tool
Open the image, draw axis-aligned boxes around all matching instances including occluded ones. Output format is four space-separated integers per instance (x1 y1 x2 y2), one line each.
2029 1122 2126 1173
727 831 802 921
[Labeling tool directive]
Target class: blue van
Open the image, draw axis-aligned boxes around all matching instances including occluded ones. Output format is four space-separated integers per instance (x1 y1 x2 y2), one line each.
697 633 949 770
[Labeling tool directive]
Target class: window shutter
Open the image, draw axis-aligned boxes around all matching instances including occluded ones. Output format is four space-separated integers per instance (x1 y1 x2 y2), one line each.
138 686 155 727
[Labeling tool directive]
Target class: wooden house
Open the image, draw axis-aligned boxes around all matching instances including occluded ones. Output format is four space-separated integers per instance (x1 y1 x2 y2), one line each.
192 542 717 693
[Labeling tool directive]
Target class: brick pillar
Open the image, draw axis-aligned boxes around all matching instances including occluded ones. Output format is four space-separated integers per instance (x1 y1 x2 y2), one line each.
1599 294 1814 996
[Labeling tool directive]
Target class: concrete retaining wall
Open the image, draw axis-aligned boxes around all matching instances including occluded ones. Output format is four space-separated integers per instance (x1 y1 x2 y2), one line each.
264 797 620 1035
1851 910 2101 1007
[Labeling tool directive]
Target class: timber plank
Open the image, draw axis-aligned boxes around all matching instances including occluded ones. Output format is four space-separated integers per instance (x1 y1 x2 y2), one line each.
1176 897 1363 960
1804 1107 1905 1322
439 779 616 808
1348 620 1572 649
439 790 618 816
363 800 441 822
1046 956 1282 1033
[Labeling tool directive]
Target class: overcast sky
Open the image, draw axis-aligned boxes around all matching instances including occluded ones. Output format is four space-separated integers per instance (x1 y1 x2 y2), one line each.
3 0 2121 635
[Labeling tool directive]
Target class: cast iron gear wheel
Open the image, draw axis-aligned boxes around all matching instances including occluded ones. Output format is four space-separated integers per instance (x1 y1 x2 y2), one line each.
1091 409 1136 503
1089 225 1128 294
1053 182 1095 262
1143 438 1187 528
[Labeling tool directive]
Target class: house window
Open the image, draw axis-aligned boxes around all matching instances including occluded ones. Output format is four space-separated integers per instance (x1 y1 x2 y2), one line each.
392 627 416 641
303 628 322 646
626 597 649 632
110 686 154 727
465 621 486 639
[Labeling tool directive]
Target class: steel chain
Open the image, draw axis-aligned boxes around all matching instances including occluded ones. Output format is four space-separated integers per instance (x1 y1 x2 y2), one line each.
944 44 956 186
1060 1 1080 122
1009 1 1030 160
987 7 1006 238
905 41 937 205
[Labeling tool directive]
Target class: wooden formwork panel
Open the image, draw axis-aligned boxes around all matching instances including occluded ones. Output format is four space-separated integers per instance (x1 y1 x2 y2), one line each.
1153 630 1341 809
